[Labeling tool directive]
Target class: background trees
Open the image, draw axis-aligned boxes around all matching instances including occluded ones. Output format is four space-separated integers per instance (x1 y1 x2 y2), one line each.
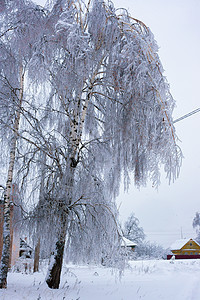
123 213 145 244
123 213 167 259
193 212 200 244
0 0 182 290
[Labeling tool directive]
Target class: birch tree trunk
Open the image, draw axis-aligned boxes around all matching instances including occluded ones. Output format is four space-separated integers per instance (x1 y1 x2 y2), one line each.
46 211 68 289
0 66 24 289
46 164 74 289
45 60 102 288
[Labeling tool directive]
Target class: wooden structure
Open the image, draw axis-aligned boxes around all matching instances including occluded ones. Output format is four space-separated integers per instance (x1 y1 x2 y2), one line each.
167 238 200 260
121 237 137 251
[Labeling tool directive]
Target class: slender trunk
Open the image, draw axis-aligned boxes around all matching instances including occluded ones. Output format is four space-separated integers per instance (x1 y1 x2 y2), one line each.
0 138 19 288
0 66 24 289
33 153 46 273
33 238 40 273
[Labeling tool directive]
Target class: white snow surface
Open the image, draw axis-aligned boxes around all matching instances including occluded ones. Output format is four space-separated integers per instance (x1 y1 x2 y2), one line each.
1 259 200 299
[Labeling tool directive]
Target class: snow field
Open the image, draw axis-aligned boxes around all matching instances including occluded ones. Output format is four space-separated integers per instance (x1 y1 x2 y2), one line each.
0 259 200 299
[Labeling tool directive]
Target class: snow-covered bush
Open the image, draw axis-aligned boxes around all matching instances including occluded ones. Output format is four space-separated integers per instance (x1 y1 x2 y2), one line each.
131 241 167 260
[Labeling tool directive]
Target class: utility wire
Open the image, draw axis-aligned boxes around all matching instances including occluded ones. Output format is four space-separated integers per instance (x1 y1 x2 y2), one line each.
173 108 200 124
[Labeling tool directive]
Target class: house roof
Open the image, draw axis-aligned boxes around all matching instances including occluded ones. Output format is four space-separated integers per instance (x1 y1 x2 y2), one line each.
170 238 200 250
121 237 137 247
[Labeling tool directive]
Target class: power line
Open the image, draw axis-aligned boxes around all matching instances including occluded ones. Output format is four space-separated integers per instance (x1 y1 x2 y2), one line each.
146 232 194 236
173 108 200 123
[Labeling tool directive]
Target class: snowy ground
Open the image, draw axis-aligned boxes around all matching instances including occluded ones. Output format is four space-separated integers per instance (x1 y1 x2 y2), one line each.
1 259 200 299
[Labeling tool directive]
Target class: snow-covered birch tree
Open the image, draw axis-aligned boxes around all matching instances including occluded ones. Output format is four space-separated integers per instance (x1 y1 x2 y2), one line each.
0 0 182 290
27 0 181 289
0 12 24 289
0 0 46 288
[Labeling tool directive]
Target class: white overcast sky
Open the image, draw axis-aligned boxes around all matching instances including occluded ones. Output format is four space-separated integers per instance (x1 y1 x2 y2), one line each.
35 0 200 248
